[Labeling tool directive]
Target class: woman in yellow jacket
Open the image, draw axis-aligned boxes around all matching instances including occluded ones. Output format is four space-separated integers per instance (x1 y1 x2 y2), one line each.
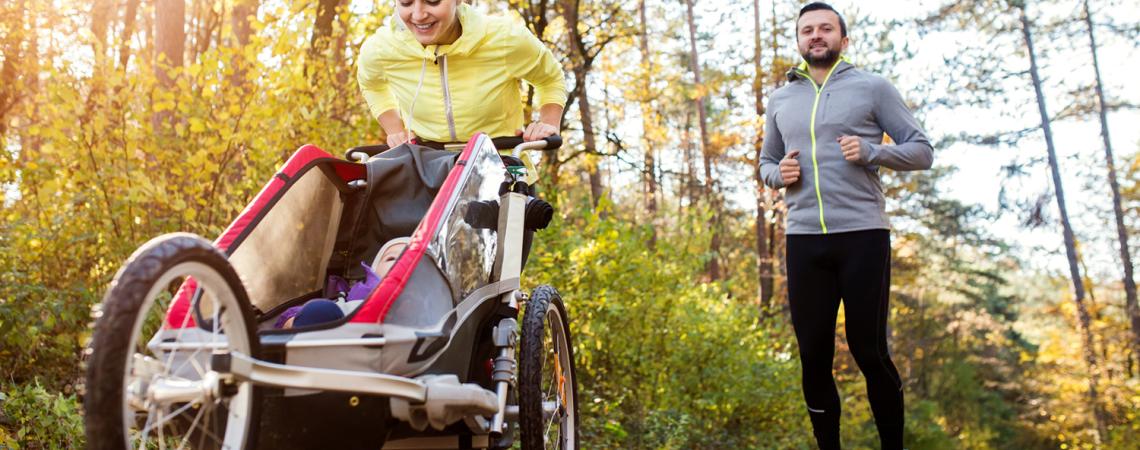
358 0 567 148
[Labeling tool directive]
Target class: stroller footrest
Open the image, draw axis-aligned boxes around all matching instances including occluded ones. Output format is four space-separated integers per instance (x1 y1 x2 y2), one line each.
391 374 498 432
226 352 427 401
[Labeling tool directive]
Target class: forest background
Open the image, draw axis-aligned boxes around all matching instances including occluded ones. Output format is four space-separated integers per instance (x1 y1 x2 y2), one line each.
1 0 1139 448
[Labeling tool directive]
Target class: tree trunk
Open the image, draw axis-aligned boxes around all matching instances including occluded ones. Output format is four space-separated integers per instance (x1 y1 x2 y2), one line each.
563 0 605 214
85 0 116 125
310 0 342 60
188 0 221 63
90 0 115 61
229 0 257 88
154 0 185 86
1019 4 1107 440
638 0 657 244
0 10 19 113
683 0 711 199
1083 0 1140 365
118 0 141 70
683 0 719 279
153 0 185 133
580 85 605 213
0 0 26 139
335 2 351 87
231 0 256 47
754 0 774 310
683 108 695 210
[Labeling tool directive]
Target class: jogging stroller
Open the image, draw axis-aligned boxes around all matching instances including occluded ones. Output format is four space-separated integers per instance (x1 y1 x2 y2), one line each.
83 134 578 449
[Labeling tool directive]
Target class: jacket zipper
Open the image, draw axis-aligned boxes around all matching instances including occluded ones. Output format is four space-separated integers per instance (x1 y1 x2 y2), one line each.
798 61 842 234
438 54 458 141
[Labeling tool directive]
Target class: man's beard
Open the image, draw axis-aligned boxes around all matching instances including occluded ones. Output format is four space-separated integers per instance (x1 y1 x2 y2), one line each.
802 47 841 68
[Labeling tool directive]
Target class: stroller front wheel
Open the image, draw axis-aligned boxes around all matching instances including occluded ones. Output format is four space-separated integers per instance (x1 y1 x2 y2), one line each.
84 233 260 450
517 285 578 450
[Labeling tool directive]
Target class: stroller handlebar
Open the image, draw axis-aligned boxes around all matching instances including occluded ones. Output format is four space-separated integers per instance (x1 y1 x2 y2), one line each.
503 135 562 158
345 135 562 162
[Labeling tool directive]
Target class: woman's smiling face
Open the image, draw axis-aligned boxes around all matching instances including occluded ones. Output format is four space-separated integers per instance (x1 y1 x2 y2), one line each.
397 0 461 46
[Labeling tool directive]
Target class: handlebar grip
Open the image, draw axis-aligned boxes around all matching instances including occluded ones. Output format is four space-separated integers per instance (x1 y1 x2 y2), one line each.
540 135 562 150
490 135 562 151
345 144 390 161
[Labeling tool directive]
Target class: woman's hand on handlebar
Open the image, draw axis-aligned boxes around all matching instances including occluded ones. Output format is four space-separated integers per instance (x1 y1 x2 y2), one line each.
385 130 416 148
521 121 558 142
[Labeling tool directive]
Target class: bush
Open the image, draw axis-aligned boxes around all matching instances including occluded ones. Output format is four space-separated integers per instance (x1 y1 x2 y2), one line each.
527 201 809 448
0 382 85 449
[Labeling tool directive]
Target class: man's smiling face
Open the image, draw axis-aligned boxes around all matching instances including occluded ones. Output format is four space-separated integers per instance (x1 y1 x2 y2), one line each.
796 9 849 68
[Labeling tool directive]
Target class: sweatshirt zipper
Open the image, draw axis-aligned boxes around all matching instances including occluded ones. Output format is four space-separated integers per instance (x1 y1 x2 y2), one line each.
798 61 842 234
438 53 458 141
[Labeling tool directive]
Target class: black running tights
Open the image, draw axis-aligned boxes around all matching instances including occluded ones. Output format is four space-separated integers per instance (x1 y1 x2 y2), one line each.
786 229 904 450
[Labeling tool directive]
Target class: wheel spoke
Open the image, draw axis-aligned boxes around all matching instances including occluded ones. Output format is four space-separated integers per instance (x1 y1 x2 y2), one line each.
141 401 198 436
190 401 227 449
156 409 166 450
138 404 157 446
176 404 208 450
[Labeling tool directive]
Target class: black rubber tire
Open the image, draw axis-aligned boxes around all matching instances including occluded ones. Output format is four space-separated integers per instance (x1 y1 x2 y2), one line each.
84 233 260 450
518 285 578 450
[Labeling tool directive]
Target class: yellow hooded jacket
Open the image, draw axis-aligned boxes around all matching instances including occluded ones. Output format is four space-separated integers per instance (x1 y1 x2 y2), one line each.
357 4 567 142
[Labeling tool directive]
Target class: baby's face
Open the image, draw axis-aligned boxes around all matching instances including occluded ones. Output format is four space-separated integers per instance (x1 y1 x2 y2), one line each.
375 242 408 275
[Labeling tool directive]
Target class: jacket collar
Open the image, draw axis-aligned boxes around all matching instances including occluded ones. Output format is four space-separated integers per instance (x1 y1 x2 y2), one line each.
389 4 489 60
787 56 854 83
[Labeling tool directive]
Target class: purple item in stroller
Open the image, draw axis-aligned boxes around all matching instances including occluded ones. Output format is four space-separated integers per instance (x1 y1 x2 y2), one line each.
275 262 382 328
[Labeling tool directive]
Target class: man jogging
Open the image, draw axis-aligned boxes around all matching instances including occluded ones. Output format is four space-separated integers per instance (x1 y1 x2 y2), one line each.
759 3 933 449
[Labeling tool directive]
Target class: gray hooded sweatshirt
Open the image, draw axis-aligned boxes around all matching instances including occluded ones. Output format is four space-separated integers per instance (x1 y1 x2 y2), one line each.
760 60 933 235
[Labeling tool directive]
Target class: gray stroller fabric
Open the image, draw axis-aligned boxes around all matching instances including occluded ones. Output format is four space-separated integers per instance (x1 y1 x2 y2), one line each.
343 144 458 279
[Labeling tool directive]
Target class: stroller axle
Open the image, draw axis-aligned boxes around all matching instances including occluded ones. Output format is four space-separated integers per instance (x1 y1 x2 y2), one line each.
142 371 223 406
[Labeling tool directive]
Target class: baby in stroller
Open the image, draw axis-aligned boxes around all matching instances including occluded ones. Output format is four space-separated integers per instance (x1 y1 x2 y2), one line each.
278 237 409 329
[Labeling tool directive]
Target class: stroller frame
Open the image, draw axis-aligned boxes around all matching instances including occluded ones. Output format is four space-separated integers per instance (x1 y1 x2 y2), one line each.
83 135 577 450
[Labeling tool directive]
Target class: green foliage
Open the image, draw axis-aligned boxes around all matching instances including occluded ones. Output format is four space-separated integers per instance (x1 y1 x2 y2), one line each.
527 197 808 448
0 382 85 450
0 229 95 390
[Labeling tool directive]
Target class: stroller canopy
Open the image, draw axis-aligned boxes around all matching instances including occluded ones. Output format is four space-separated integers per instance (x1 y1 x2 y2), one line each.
164 135 508 329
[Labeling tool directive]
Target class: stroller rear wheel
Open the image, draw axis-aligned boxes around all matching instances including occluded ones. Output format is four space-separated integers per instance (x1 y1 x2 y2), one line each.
517 285 578 450
85 233 260 449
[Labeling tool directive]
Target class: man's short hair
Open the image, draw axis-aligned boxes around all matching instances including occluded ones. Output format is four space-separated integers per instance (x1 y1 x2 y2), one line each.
798 2 847 38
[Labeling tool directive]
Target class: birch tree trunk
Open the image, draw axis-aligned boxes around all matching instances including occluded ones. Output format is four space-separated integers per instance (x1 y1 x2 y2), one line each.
1018 2 1107 440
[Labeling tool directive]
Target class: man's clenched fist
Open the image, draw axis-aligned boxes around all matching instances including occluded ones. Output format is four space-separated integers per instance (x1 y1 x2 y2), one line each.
839 135 863 162
780 150 801 186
